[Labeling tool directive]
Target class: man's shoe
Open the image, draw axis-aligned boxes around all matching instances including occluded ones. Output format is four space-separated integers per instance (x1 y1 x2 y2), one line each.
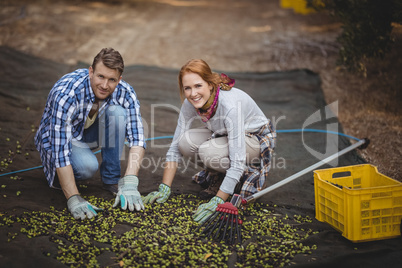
102 183 118 195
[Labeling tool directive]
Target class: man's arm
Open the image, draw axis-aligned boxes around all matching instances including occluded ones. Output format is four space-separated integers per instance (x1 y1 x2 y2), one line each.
56 165 79 199
124 146 145 176
111 145 145 211
58 165 103 219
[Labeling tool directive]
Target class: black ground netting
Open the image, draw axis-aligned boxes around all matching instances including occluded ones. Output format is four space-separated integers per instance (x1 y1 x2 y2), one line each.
0 46 401 267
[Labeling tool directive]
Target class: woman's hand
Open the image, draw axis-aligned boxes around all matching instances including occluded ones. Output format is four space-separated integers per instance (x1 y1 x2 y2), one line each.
192 196 224 223
142 183 171 204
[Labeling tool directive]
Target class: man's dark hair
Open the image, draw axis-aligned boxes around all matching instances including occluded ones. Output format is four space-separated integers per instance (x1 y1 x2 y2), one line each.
92 48 124 75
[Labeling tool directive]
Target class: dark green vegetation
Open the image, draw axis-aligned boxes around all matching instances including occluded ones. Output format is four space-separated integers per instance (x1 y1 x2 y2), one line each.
309 0 402 75
1 194 318 267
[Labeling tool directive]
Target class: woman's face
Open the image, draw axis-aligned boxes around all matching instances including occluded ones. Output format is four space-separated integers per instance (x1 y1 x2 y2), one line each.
182 72 213 109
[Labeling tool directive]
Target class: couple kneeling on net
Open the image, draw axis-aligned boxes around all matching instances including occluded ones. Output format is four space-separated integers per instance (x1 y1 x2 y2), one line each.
35 48 276 222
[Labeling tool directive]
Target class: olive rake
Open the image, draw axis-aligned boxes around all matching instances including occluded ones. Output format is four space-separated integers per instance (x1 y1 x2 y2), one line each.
196 138 369 245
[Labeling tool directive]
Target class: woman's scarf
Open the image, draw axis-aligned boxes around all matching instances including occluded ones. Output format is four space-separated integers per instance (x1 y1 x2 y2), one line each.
196 73 235 122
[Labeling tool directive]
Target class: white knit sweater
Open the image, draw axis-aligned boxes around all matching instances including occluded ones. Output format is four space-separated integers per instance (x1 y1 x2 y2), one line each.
166 87 269 194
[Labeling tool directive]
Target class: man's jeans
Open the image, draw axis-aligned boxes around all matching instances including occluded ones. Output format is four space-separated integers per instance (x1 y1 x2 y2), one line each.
70 105 126 185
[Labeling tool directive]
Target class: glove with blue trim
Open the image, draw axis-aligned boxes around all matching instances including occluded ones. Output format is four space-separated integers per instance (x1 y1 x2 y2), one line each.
113 175 144 211
67 194 103 220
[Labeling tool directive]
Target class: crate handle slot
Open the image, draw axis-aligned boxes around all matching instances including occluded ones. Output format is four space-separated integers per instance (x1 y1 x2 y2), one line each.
332 171 352 178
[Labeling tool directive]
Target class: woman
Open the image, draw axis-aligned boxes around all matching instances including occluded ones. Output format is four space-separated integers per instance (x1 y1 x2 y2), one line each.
143 59 276 223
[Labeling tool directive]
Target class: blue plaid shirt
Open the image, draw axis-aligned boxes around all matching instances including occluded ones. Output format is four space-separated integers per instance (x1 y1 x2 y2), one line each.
35 68 145 187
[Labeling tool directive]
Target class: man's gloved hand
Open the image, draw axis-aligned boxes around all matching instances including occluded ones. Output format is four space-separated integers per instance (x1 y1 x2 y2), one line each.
67 194 103 220
142 183 171 204
192 196 224 224
113 175 144 211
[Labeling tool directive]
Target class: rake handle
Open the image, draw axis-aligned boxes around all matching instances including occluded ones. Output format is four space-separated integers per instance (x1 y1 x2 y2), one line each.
243 138 369 204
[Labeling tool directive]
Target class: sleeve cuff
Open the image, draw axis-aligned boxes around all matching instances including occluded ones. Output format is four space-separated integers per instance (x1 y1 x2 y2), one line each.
219 176 238 195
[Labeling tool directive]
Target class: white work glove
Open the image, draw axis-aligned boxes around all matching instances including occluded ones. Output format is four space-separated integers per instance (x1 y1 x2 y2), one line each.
67 194 103 220
192 196 224 224
142 183 171 204
113 175 144 211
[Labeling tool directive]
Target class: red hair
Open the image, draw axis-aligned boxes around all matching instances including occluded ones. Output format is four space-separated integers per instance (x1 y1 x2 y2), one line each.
178 59 233 102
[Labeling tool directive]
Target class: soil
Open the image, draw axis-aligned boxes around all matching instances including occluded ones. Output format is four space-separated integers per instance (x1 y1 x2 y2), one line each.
1 0 400 181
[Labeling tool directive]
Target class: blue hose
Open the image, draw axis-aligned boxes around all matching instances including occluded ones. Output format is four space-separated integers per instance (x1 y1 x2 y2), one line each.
0 129 362 177
277 128 361 141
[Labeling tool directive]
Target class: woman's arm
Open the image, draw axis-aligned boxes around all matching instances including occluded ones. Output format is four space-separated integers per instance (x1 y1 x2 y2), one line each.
163 101 196 187
216 190 230 201
219 108 247 195
162 161 178 187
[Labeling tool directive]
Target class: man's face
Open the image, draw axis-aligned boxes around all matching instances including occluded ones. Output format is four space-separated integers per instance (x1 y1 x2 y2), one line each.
89 61 122 101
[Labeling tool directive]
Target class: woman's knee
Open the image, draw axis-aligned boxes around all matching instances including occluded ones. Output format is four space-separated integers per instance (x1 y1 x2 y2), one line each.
245 135 261 164
198 138 230 172
178 128 212 157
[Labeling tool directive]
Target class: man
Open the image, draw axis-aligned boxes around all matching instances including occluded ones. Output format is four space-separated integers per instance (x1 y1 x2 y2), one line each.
35 48 146 220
